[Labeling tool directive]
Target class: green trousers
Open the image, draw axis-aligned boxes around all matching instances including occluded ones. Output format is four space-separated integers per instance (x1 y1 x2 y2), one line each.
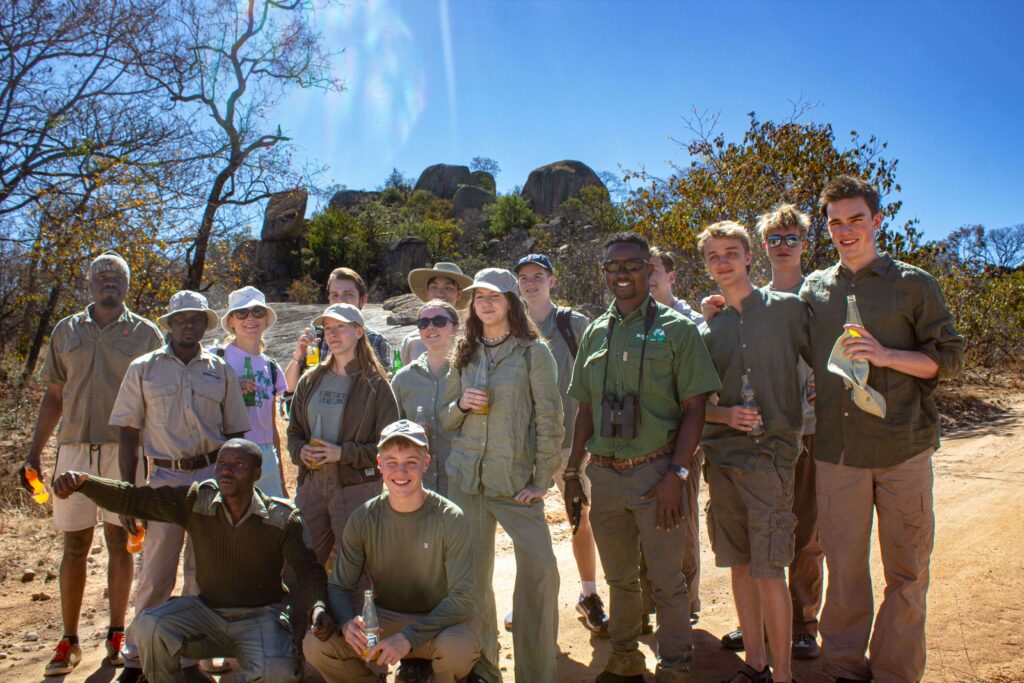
449 485 560 683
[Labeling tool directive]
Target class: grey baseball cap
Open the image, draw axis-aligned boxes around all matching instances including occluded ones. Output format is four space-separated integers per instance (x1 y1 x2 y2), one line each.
377 419 429 450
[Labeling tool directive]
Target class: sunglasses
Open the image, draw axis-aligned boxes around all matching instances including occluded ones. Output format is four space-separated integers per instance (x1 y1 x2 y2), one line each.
416 315 455 330
602 258 649 274
231 307 267 320
765 234 802 248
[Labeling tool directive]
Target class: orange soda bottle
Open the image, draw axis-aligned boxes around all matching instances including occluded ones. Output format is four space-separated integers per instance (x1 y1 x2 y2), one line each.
24 466 49 504
127 527 145 553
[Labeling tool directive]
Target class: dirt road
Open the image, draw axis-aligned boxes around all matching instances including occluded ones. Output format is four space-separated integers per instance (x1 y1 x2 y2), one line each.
1 398 1021 682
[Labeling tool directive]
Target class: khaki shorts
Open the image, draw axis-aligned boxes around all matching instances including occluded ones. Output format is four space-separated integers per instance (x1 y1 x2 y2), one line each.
705 454 797 580
552 447 592 502
52 443 143 532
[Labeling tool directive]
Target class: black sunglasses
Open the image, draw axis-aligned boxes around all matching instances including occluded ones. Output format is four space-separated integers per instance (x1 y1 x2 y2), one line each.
416 315 455 330
231 307 267 320
602 258 649 274
765 234 802 248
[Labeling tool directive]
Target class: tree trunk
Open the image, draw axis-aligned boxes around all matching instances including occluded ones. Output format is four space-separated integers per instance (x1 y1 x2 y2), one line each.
22 283 61 385
183 167 233 291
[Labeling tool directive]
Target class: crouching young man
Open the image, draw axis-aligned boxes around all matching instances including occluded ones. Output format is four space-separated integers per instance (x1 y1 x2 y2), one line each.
304 419 481 683
51 439 330 683
698 221 811 683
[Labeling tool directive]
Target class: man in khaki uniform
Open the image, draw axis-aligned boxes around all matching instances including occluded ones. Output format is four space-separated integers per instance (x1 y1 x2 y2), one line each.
20 253 163 676
109 290 250 683
801 176 963 683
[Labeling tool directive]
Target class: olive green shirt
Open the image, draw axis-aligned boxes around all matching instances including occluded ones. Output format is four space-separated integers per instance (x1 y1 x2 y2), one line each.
391 355 453 495
536 307 590 448
767 281 816 437
329 490 475 649
800 254 963 468
41 305 163 445
700 288 811 470
568 296 721 460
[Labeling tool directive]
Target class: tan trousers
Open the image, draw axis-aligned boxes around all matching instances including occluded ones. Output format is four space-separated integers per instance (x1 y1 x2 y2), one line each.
816 448 935 683
790 435 824 636
295 469 381 566
302 607 480 683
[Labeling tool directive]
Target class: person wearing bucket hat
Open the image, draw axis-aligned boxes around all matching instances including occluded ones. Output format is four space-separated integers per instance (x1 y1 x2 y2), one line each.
697 220 812 683
20 251 163 676
215 287 287 497
107 290 251 682
303 419 482 683
399 262 473 365
800 176 963 683
287 303 399 568
440 267 563 683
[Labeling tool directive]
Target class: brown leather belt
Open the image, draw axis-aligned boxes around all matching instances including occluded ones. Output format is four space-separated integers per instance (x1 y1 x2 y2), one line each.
148 450 217 472
590 443 674 470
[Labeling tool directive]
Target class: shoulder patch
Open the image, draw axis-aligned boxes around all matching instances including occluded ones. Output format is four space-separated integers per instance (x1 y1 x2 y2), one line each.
191 480 221 516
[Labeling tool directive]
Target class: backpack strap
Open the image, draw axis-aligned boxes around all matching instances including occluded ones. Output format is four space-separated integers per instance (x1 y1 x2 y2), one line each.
555 306 579 358
265 356 282 396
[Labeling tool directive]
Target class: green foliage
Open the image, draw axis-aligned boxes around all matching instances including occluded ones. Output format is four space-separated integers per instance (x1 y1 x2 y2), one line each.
556 185 631 233
414 218 462 260
485 194 538 237
302 208 385 285
936 267 1024 370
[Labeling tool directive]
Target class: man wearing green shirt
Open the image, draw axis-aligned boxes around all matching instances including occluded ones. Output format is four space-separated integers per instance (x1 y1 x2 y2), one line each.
801 175 963 683
698 221 811 683
50 439 330 683
303 420 481 683
565 232 721 683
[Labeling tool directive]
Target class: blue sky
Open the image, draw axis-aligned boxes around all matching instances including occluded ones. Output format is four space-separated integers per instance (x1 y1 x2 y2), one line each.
281 0 1023 241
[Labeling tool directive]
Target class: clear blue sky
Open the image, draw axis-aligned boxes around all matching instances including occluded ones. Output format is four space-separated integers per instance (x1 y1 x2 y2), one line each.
280 0 1024 241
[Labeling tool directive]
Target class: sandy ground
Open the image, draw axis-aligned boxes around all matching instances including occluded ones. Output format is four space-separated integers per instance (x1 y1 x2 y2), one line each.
1 398 1022 682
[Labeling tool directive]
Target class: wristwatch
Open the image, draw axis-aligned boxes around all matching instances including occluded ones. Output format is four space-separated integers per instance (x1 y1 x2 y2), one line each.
669 464 690 480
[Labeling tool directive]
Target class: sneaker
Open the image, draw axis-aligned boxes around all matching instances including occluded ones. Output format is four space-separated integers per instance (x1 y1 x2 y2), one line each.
44 638 82 676
504 611 514 632
721 627 744 651
396 658 433 682
105 630 125 666
576 593 609 633
117 667 146 683
792 632 820 660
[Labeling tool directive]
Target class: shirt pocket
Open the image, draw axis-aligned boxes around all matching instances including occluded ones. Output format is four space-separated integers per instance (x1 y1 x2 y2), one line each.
641 344 673 391
142 380 179 426
112 335 156 365
192 376 227 427
582 347 609 393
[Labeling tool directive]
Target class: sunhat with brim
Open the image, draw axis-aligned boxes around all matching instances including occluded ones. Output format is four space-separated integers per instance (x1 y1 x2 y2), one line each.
464 268 519 297
221 286 277 334
408 262 474 309
312 303 365 329
826 331 887 418
377 419 430 450
157 290 220 332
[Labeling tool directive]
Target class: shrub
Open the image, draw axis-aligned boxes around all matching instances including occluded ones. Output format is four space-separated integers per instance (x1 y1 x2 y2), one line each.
303 208 386 284
285 274 321 304
485 195 538 237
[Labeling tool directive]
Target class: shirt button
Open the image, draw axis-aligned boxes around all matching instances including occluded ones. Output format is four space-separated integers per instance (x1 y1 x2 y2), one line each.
742 344 747 348
843 411 849 417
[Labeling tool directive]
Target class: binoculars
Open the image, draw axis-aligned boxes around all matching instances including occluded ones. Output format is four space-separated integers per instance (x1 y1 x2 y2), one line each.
600 393 638 439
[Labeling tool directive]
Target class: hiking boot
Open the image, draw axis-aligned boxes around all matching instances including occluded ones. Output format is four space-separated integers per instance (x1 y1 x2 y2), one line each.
395 658 433 682
105 630 126 666
721 627 744 651
44 638 82 676
117 667 146 683
792 632 820 660
576 593 609 633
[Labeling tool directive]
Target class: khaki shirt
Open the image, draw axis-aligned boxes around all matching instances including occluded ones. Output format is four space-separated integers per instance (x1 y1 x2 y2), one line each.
41 306 163 445
568 297 721 460
400 330 427 367
536 307 590 449
800 254 963 468
700 288 811 470
109 345 251 461
391 355 453 494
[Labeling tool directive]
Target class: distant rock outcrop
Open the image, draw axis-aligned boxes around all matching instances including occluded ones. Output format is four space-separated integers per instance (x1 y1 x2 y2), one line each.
382 237 431 293
261 189 308 241
329 189 379 215
521 160 605 217
414 164 473 200
453 185 495 220
470 170 496 194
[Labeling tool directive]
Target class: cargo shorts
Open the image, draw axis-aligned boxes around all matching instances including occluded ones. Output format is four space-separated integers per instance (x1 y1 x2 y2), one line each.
705 454 797 580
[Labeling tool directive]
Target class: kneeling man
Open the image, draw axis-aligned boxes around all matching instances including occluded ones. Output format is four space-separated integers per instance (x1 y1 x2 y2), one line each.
305 419 481 683
52 439 330 683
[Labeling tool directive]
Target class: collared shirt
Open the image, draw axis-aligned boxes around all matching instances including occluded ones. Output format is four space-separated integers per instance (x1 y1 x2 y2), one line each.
700 288 811 470
800 254 963 468
766 281 816 436
391 354 454 494
109 345 251 461
400 329 427 367
536 307 590 448
568 296 721 460
216 487 267 528
41 305 163 445
671 297 705 326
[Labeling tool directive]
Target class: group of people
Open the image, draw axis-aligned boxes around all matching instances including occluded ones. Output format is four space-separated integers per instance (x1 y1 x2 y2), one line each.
22 174 963 683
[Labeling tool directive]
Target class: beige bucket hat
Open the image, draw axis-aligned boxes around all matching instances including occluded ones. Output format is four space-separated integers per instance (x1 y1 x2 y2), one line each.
408 262 473 309
220 286 277 334
157 291 220 332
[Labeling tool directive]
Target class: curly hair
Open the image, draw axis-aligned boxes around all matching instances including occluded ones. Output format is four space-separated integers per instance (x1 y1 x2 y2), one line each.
451 291 541 370
818 175 880 218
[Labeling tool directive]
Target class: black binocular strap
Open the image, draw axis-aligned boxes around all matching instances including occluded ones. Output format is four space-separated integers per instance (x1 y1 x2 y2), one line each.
602 298 660 400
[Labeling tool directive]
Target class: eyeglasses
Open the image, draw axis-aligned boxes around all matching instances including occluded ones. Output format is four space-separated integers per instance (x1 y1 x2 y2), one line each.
416 315 455 330
602 258 649 273
231 307 267 320
765 235 803 248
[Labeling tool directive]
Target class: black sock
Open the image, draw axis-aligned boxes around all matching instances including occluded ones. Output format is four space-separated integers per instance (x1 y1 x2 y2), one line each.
106 626 124 640
62 634 79 646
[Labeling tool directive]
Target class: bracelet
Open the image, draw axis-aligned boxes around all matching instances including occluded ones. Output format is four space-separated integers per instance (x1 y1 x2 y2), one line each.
292 354 303 362
562 471 581 481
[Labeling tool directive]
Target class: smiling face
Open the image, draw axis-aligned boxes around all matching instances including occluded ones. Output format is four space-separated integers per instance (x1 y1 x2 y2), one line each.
647 254 676 302
322 318 364 357
472 289 510 327
418 305 457 352
227 307 269 343
426 276 461 306
89 269 128 309
702 236 753 290
377 440 430 500
214 446 260 498
167 311 209 347
826 196 882 270
328 278 366 309
604 242 653 307
516 263 555 308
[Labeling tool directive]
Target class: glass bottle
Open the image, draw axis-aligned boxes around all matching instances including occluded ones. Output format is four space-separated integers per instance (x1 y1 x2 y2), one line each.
740 373 765 437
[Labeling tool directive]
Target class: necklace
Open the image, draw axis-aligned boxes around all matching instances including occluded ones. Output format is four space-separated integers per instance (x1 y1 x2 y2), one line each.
480 331 511 346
